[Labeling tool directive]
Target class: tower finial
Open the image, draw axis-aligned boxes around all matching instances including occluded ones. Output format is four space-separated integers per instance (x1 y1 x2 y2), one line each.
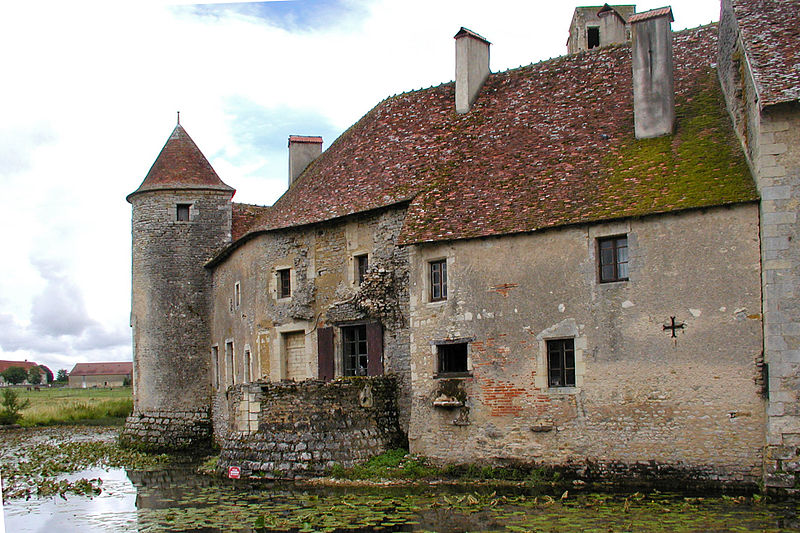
177 111 180 126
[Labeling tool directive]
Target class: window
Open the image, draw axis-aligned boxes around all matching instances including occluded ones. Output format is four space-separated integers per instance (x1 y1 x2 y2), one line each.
430 259 447 301
243 349 251 383
355 254 369 285
277 269 291 298
598 235 628 283
211 346 220 389
587 26 600 49
234 282 241 309
547 339 575 387
283 331 307 381
342 324 368 376
225 341 235 386
176 203 190 221
436 342 469 376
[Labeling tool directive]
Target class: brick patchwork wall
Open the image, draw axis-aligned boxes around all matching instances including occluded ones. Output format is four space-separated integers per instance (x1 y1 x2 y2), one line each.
218 376 403 479
408 206 765 487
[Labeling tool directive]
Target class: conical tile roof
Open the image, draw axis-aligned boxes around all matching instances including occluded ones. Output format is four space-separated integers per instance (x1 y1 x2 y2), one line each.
127 124 234 201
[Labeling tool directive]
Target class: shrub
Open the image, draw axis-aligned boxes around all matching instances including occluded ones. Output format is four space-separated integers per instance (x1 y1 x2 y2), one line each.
0 388 30 425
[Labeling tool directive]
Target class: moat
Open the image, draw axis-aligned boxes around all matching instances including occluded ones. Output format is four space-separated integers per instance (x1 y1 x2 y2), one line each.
3 427 800 532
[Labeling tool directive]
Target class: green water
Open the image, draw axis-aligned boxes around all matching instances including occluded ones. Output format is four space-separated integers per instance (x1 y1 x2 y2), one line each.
6 467 800 532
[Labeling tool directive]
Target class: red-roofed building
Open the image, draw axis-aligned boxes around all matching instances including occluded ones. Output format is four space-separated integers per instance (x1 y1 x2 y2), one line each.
123 1 800 489
0 360 44 385
68 362 132 388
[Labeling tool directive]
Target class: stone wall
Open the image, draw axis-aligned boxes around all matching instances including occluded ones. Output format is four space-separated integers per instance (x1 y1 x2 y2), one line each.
209 206 410 445
218 376 402 479
407 205 765 485
126 188 233 450
120 408 212 452
718 0 800 489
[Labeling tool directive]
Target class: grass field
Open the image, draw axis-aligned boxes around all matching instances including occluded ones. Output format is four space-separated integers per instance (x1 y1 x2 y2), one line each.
12 386 133 426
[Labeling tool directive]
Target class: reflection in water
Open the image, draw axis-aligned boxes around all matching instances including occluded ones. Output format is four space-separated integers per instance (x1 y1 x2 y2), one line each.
5 466 800 533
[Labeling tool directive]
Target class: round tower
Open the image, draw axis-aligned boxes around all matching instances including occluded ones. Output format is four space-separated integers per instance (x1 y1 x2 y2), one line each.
121 123 234 451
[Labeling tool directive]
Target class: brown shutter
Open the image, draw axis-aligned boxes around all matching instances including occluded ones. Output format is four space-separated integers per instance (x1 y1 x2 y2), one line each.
317 327 334 381
366 322 384 376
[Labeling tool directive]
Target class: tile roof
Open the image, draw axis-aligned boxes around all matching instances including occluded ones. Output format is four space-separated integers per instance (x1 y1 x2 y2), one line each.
232 202 270 241
0 360 38 372
628 7 674 23
128 125 234 200
69 362 133 377
238 24 756 247
732 0 800 107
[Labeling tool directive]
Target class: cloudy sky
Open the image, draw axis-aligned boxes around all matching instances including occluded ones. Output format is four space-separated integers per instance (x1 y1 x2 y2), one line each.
0 0 721 375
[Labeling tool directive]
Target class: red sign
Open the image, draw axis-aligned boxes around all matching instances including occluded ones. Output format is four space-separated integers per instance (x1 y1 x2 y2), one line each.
228 466 241 479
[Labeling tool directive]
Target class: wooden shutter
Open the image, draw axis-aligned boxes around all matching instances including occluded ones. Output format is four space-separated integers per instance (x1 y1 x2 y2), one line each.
366 322 384 376
317 327 334 381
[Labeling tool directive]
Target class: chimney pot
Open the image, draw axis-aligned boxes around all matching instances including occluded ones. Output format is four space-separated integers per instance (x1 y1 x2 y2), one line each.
454 27 490 114
630 7 675 139
288 135 323 187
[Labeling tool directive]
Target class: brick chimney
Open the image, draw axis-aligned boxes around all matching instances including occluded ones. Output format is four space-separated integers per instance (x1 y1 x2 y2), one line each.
630 7 675 139
288 135 323 187
454 27 490 114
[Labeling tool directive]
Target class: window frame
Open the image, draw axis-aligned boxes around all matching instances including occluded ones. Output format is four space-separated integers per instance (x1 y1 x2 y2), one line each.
547 338 576 388
224 340 235 387
429 259 448 302
355 254 369 286
277 268 291 299
342 324 368 377
598 235 629 283
587 25 600 49
176 203 191 222
234 281 241 309
211 345 220 389
434 340 471 378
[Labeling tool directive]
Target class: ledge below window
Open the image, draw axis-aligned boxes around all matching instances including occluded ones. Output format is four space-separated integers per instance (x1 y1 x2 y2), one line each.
433 371 472 379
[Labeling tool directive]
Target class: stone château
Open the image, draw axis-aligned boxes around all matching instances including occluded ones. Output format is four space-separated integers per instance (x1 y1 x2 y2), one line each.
122 0 800 489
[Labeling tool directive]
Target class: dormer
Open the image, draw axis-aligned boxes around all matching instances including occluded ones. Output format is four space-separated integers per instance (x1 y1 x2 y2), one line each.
567 4 636 54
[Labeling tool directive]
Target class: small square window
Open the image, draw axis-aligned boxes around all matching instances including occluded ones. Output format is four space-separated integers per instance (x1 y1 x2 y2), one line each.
430 259 447 301
277 269 291 299
547 338 575 387
177 204 190 221
437 342 468 375
598 235 628 283
355 254 369 285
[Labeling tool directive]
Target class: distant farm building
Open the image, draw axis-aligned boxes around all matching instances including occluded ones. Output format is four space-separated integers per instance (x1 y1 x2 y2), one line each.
0 360 44 385
68 362 133 388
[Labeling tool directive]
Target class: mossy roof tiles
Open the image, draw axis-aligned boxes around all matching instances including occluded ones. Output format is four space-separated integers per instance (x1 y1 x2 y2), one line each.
129 125 234 200
244 23 756 246
732 0 800 107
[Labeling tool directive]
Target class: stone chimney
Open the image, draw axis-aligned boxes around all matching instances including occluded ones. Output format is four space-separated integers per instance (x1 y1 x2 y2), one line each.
288 135 323 187
630 7 675 139
454 27 490 114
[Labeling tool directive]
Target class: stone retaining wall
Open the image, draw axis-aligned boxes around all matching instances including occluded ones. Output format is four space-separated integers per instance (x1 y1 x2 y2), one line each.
218 376 402 479
120 408 212 452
